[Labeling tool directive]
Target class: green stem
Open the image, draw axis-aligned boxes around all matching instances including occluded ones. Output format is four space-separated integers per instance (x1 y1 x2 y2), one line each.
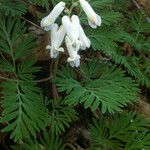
52 58 59 77
68 0 78 17
135 15 142 42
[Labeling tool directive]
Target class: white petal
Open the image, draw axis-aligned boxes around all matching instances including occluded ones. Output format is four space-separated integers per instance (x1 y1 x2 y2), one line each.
65 36 77 60
74 55 80 67
96 14 102 26
51 24 65 50
41 2 65 29
49 24 65 58
50 46 59 58
55 25 66 48
71 15 80 40
65 36 80 67
69 55 80 67
62 16 79 46
88 19 97 29
51 24 58 45
55 47 64 52
46 45 51 49
62 16 73 39
43 26 52 31
78 23 91 49
79 0 96 18
79 0 101 28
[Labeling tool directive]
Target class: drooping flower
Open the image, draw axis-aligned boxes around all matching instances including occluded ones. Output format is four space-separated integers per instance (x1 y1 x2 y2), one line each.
71 15 91 50
79 0 101 29
46 24 65 58
79 26 91 50
41 2 65 31
65 36 80 67
62 15 80 51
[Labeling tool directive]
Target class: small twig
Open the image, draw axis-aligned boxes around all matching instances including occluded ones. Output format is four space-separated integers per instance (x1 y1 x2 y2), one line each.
20 16 45 31
132 0 141 9
64 143 76 150
0 76 17 82
0 52 5 60
33 76 52 83
132 0 150 23
33 60 54 83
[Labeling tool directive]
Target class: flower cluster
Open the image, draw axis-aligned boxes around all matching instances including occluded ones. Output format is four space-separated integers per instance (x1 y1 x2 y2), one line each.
41 0 101 67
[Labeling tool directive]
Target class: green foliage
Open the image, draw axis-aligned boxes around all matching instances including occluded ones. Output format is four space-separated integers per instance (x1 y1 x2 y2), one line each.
124 12 150 52
86 27 123 52
90 112 150 150
52 0 71 6
0 0 27 16
12 132 64 150
80 0 122 26
0 17 49 142
55 62 139 113
47 98 77 135
28 0 49 9
0 0 150 148
85 11 150 87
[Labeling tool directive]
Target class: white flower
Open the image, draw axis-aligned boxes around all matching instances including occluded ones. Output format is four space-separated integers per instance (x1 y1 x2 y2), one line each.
71 15 91 50
79 0 101 29
79 26 91 50
41 2 65 31
62 15 80 51
65 36 80 67
46 24 65 58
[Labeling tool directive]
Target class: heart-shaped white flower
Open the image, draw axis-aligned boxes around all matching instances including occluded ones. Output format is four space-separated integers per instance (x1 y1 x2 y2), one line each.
62 15 80 51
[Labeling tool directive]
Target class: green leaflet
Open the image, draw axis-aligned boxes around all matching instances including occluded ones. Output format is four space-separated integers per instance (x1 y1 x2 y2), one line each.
47 98 78 135
0 17 49 142
55 63 139 113
0 0 27 16
11 132 64 150
90 112 150 150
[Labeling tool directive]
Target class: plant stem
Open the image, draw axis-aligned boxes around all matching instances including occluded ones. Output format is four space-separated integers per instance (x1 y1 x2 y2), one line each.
0 76 16 82
135 15 142 41
52 58 59 77
33 76 52 83
20 16 45 31
68 0 78 17
51 58 59 99
132 0 150 23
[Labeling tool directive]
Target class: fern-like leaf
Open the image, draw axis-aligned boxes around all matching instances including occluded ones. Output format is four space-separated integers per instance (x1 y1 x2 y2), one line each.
55 64 139 113
85 26 150 87
47 98 77 135
28 0 49 9
90 112 150 150
12 132 64 150
0 0 27 16
0 17 49 141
